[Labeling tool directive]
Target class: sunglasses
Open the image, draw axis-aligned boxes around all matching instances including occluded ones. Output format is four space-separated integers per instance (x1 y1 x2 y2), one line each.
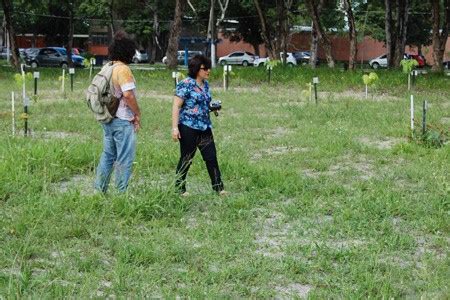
200 67 210 70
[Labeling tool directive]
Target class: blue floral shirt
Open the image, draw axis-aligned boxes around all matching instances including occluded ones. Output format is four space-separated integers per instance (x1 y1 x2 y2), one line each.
175 77 212 131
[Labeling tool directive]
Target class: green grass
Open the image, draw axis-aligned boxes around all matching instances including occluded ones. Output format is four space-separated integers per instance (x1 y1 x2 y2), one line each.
0 64 449 298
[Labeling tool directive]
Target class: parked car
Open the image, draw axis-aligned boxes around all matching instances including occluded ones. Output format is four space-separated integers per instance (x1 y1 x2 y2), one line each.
218 51 256 66
162 50 203 65
254 52 297 67
444 60 450 69
0 46 9 59
133 49 149 63
369 53 409 69
293 51 311 65
26 47 84 68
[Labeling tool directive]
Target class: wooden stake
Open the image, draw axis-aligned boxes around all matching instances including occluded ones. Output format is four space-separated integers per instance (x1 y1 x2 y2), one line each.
422 100 427 136
410 94 414 131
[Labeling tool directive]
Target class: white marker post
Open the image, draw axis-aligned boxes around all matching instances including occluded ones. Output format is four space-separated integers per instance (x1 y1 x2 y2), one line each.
223 65 232 91
89 58 96 80
313 77 319 104
172 71 179 89
410 94 414 132
61 68 66 95
69 68 75 92
11 91 15 136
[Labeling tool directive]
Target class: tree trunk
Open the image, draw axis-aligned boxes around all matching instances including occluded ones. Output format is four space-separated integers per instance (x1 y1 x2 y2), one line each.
384 0 395 68
0 0 20 70
277 0 286 63
67 3 74 68
343 0 357 70
393 0 409 67
151 0 161 64
207 0 215 67
253 0 276 58
310 22 319 68
305 0 334 68
431 0 449 72
166 0 186 69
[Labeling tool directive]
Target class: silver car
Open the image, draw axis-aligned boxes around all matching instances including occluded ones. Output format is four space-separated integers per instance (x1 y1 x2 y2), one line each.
218 51 256 66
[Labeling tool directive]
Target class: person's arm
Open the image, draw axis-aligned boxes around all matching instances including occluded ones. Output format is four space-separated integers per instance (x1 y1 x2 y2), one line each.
172 96 183 141
123 90 141 132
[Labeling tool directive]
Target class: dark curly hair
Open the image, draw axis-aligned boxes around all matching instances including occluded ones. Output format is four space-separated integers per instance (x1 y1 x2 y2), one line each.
188 55 211 78
108 31 136 64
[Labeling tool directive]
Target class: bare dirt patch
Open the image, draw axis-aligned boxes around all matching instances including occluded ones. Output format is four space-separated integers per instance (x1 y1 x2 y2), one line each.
275 283 313 299
30 130 85 140
302 154 375 181
52 174 94 195
357 136 408 150
252 146 308 161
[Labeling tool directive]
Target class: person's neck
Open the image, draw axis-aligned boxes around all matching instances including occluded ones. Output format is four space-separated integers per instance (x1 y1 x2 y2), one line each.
196 78 204 86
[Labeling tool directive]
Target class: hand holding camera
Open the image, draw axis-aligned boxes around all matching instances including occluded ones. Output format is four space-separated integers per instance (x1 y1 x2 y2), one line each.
209 100 222 117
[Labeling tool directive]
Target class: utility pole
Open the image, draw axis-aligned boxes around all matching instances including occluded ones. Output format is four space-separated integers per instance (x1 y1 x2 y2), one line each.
208 0 216 68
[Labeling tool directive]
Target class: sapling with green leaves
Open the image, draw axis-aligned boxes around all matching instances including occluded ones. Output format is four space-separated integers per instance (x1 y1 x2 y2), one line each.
264 59 280 83
400 59 419 90
362 72 379 98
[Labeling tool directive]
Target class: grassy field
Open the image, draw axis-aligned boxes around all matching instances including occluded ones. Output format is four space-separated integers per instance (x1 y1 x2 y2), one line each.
0 63 449 298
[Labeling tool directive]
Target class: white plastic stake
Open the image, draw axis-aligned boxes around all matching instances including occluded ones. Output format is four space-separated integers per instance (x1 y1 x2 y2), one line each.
21 64 26 103
61 68 65 93
410 94 414 130
69 68 75 74
89 58 95 79
11 91 15 136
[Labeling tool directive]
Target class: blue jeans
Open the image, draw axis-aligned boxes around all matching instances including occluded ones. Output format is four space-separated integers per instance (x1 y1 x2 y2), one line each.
95 118 136 193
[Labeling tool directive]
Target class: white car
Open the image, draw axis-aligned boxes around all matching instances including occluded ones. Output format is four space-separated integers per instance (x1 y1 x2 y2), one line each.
133 49 149 64
218 51 256 66
369 53 408 69
253 52 297 67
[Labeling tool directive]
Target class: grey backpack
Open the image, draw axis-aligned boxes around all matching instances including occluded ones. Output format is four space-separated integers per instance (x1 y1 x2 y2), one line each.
86 62 120 123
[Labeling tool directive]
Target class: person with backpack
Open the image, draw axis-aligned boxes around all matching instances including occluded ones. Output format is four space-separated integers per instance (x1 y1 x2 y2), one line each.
171 55 226 196
93 31 141 193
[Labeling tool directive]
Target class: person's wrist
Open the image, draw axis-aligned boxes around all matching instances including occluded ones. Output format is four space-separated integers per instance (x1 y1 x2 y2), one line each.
172 127 178 132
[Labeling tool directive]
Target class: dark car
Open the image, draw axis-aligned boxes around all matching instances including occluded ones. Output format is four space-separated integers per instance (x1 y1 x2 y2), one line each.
444 60 450 70
162 50 203 65
293 51 311 64
0 46 9 59
26 47 84 68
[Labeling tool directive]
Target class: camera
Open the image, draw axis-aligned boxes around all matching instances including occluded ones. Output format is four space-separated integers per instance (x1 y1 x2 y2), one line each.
209 100 222 116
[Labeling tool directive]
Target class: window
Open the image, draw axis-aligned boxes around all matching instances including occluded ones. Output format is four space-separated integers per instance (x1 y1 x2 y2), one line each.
230 52 243 57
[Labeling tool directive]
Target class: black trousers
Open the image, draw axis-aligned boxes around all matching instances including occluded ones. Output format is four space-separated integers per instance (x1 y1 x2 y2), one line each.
176 124 224 193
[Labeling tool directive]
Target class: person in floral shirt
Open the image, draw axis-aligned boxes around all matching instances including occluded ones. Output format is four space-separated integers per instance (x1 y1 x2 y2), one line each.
171 55 226 196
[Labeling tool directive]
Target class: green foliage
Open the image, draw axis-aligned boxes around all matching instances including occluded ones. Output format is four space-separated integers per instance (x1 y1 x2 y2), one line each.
400 59 419 74
265 59 281 69
14 72 33 87
362 72 379 85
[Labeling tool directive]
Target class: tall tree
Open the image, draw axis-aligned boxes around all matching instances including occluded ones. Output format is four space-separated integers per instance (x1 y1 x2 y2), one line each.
431 0 449 72
305 0 335 67
166 0 186 69
0 0 20 70
343 0 357 70
253 0 276 58
221 0 263 56
385 0 410 68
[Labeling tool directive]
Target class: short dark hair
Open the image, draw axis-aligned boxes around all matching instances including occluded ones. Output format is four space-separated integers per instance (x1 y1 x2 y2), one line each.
188 55 211 78
108 31 136 64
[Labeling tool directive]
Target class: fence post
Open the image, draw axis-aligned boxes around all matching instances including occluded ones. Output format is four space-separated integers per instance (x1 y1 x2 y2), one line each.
422 100 427 137
313 77 319 104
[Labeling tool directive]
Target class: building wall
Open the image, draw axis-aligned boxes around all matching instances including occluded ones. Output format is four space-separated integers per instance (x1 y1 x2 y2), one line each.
217 31 450 65
16 35 46 48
